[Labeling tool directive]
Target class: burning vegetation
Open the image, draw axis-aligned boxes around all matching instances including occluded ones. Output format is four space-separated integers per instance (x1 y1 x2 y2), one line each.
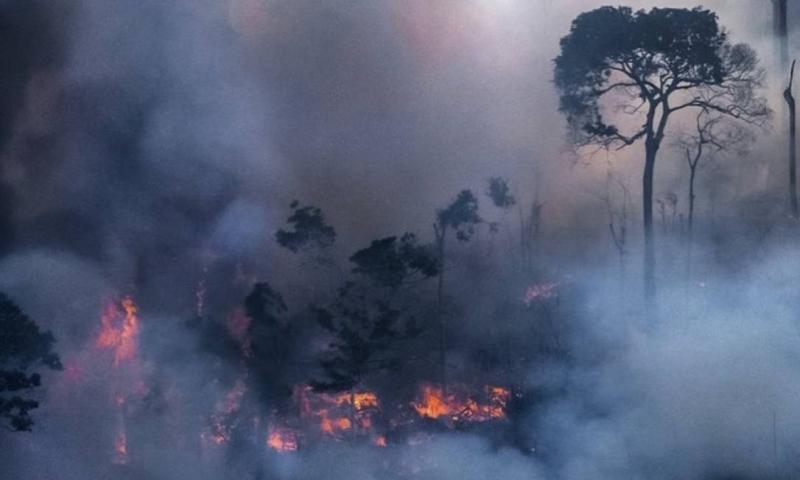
4 3 796 480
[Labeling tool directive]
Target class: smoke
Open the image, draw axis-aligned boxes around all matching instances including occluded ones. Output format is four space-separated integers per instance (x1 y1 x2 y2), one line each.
3 0 800 479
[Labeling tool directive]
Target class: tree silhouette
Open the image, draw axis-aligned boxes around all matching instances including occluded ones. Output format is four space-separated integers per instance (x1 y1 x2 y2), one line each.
433 190 481 388
554 6 768 303
276 201 337 254
0 292 62 431
350 234 438 289
486 177 516 211
312 233 437 394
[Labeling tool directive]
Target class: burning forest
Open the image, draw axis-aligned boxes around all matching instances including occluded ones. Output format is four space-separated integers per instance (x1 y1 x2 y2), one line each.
5 1 800 479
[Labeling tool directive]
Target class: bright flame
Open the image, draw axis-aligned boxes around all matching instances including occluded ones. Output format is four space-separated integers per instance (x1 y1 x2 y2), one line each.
96 296 140 366
295 386 380 438
412 384 510 422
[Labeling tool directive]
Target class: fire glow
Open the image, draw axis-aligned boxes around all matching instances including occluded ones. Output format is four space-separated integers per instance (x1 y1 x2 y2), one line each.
95 296 142 465
412 384 510 423
523 282 558 306
90 297 512 458
96 296 140 366
296 386 380 437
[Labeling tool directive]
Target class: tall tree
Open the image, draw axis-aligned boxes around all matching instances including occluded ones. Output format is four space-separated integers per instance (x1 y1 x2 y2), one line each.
433 190 481 388
0 292 62 431
554 6 769 303
773 0 789 68
785 60 798 218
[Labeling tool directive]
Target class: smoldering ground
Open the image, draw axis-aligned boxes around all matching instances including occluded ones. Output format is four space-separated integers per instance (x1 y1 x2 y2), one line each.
3 0 800 479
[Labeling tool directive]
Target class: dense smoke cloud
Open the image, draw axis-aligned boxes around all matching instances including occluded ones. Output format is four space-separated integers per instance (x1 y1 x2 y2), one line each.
2 1 800 479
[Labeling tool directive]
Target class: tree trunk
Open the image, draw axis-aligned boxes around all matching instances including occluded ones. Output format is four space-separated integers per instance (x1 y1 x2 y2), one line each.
785 60 798 218
643 142 657 306
774 0 789 68
434 224 447 390
688 165 697 234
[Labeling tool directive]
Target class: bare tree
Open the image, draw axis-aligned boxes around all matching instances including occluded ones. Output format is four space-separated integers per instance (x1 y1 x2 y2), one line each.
675 110 755 236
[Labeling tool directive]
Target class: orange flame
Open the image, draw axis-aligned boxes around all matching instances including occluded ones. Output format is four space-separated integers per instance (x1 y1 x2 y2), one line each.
373 435 387 447
412 384 510 422
267 427 299 452
96 296 140 366
295 386 380 438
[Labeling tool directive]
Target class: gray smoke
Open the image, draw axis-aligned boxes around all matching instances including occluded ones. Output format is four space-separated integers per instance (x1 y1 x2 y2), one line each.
3 1 800 479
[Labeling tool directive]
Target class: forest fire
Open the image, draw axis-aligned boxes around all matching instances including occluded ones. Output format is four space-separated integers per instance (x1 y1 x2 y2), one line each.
93 296 142 465
96 296 140 366
296 386 380 437
204 378 248 446
412 384 510 423
267 427 298 452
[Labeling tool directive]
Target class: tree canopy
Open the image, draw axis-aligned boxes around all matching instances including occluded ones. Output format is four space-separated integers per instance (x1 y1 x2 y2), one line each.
275 201 337 253
0 292 61 431
554 6 767 149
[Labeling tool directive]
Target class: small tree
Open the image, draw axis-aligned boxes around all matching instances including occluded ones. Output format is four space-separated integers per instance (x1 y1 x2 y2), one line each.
484 177 517 256
312 234 437 431
555 6 769 303
242 282 296 412
0 292 62 431
433 190 481 388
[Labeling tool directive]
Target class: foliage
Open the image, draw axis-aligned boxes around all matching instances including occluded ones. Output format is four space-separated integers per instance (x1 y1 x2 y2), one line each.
437 190 482 242
486 177 516 210
554 6 768 149
0 292 61 431
311 232 436 392
310 282 421 393
242 282 296 408
275 201 337 253
349 234 439 289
